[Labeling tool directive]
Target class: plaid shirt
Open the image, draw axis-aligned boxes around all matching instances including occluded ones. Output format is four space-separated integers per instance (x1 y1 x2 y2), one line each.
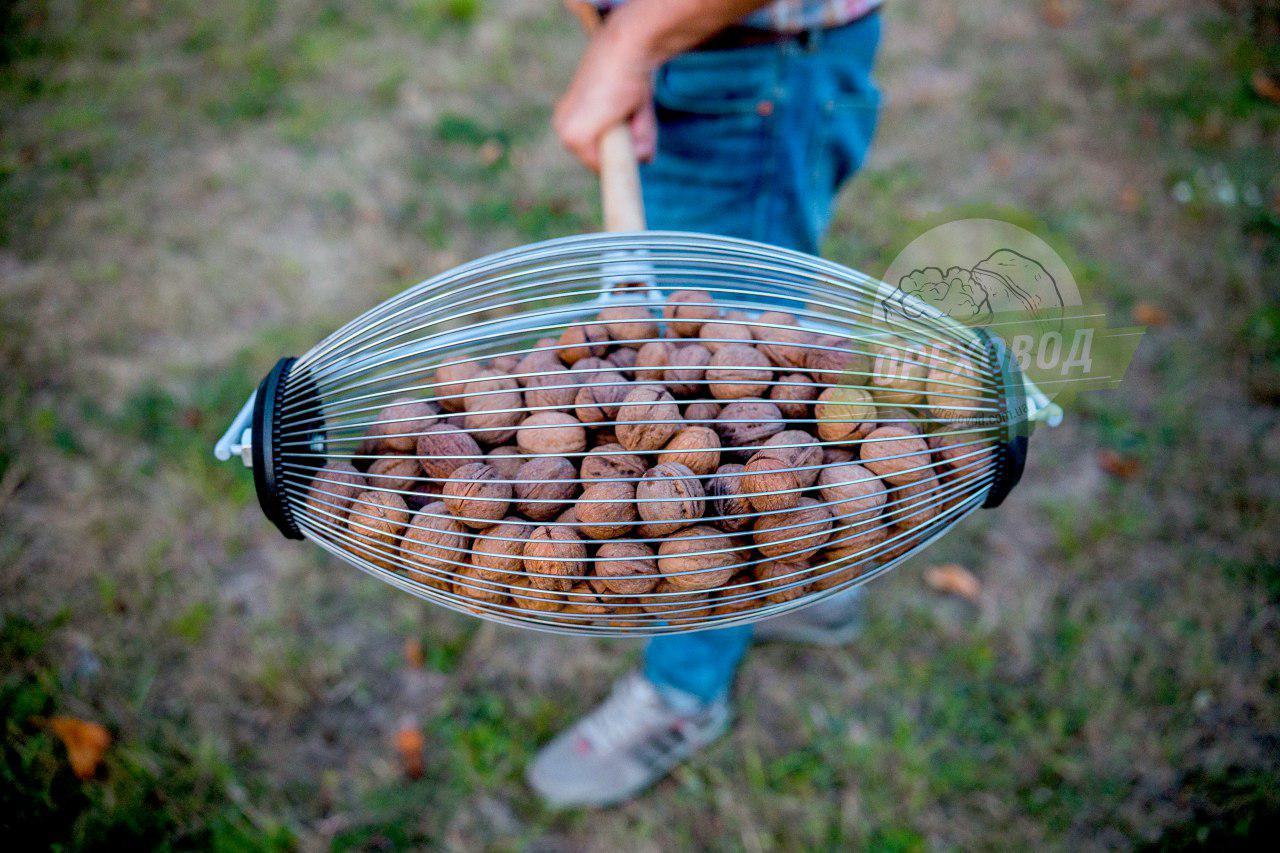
589 0 882 33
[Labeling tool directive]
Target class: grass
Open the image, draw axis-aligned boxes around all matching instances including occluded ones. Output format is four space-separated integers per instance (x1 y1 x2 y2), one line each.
1 0 1278 848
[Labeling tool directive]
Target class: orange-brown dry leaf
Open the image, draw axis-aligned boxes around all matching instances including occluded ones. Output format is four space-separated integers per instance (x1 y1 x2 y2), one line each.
403 636 424 669
395 724 425 779
1097 448 1141 480
1252 69 1280 105
49 716 111 780
1131 302 1170 327
924 563 981 603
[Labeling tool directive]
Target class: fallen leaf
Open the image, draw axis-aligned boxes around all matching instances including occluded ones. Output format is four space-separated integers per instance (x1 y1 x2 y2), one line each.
1042 0 1071 28
1252 69 1280 105
395 724 424 780
48 716 111 780
1131 301 1170 327
924 564 981 603
403 636 423 669
1098 448 1141 479
478 139 505 166
1118 184 1142 214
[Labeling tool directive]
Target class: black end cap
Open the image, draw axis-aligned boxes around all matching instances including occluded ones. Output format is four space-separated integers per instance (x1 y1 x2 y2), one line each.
251 357 317 540
976 329 1030 509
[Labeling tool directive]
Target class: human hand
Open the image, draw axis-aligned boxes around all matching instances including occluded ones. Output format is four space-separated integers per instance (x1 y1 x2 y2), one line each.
553 27 657 172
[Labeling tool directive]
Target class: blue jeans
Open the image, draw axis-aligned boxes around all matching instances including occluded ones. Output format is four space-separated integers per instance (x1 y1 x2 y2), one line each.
640 12 882 704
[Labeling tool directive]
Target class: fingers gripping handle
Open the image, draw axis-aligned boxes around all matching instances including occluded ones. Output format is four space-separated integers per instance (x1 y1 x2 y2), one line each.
565 0 647 232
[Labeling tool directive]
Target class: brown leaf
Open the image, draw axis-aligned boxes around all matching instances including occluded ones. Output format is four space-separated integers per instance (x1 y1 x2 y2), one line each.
1042 0 1071 28
395 724 424 780
1118 184 1142 214
403 636 424 669
1097 449 1141 480
49 716 111 780
924 564 981 603
1131 301 1170 327
1252 69 1280 105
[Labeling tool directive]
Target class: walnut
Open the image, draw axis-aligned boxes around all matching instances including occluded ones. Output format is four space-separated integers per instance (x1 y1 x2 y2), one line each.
635 340 674 382
706 343 771 400
347 490 411 566
642 582 716 624
870 340 928 405
400 502 469 589
572 356 614 377
875 407 921 434
367 455 423 494
363 398 439 455
822 446 857 466
451 563 509 611
415 424 482 479
485 446 525 479
760 430 822 486
461 372 523 445
925 357 986 423
574 370 629 424
575 481 637 539
663 289 719 337
657 525 740 591
752 497 833 560
561 582 608 616
769 373 817 420
658 426 721 476
513 456 577 521
522 525 586 591
591 541 659 595
516 412 587 455
754 311 814 369
607 347 638 371
558 322 610 364
490 354 520 373
683 401 722 424
859 426 932 485
434 360 483 412
805 335 872 386
636 462 706 536
517 351 580 410
663 343 711 396
740 453 801 514
698 319 754 352
442 462 512 528
707 464 753 532
615 385 681 451
889 475 943 528
470 518 534 581
818 462 886 523
815 387 876 443
822 515 890 564
580 443 646 482
755 559 812 604
927 429 995 471
599 305 658 345
511 585 566 613
714 399 784 454
304 461 366 518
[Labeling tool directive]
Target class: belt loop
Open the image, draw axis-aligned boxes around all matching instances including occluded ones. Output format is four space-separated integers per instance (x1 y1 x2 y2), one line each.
805 24 823 53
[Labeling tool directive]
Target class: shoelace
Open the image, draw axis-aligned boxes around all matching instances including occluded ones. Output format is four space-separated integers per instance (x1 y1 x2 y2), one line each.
576 674 678 756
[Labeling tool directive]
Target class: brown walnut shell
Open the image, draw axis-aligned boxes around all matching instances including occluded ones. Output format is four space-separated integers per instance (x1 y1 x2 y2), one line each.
442 462 512 528
522 526 586 592
657 525 739 591
815 387 876 443
416 423 482 480
575 481 637 539
304 461 366 518
469 518 534 581
363 398 439 455
599 305 658 345
706 343 771 400
714 399 785 454
580 443 646 481
805 336 872 386
658 426 721 476
513 456 578 521
636 462 707 536
663 344 711 396
635 340 674 382
740 453 801 514
859 426 932 485
367 455 423 494
347 490 411 567
818 462 887 523
400 502 470 589
558 322 610 365
461 372 524 446
434 360 483 412
752 497 833 560
707 463 753 532
698 319 754 352
518 351 580 410
754 312 814 369
663 289 719 337
759 430 822 487
769 373 818 420
615 385 681 452
516 412 587 456
683 400 722 424
573 370 630 424
591 541 659 595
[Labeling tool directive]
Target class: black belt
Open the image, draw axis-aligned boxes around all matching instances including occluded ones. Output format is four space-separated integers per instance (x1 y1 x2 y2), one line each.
691 24 827 52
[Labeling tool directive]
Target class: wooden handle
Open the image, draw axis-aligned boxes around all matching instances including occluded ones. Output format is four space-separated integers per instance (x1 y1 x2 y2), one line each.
564 0 647 232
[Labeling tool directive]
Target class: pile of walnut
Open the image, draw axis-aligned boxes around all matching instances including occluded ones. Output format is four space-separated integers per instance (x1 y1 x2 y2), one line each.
303 290 995 628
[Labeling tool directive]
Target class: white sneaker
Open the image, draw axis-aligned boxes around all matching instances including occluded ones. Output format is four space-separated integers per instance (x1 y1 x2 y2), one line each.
525 671 730 808
754 586 864 646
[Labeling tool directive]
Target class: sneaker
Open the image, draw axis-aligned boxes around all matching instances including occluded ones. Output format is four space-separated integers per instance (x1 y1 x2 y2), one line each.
753 586 864 646
525 671 729 808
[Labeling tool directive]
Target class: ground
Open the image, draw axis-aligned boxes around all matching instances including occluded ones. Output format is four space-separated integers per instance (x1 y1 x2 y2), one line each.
2 0 1279 849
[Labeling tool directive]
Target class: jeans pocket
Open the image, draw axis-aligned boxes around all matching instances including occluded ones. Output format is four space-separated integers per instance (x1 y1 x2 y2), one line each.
653 48 777 116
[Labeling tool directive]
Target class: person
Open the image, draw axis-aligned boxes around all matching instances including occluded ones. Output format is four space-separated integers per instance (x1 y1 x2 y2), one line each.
527 0 884 808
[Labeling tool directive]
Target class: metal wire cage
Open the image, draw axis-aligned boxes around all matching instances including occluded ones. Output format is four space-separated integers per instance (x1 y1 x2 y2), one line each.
215 231 1057 636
